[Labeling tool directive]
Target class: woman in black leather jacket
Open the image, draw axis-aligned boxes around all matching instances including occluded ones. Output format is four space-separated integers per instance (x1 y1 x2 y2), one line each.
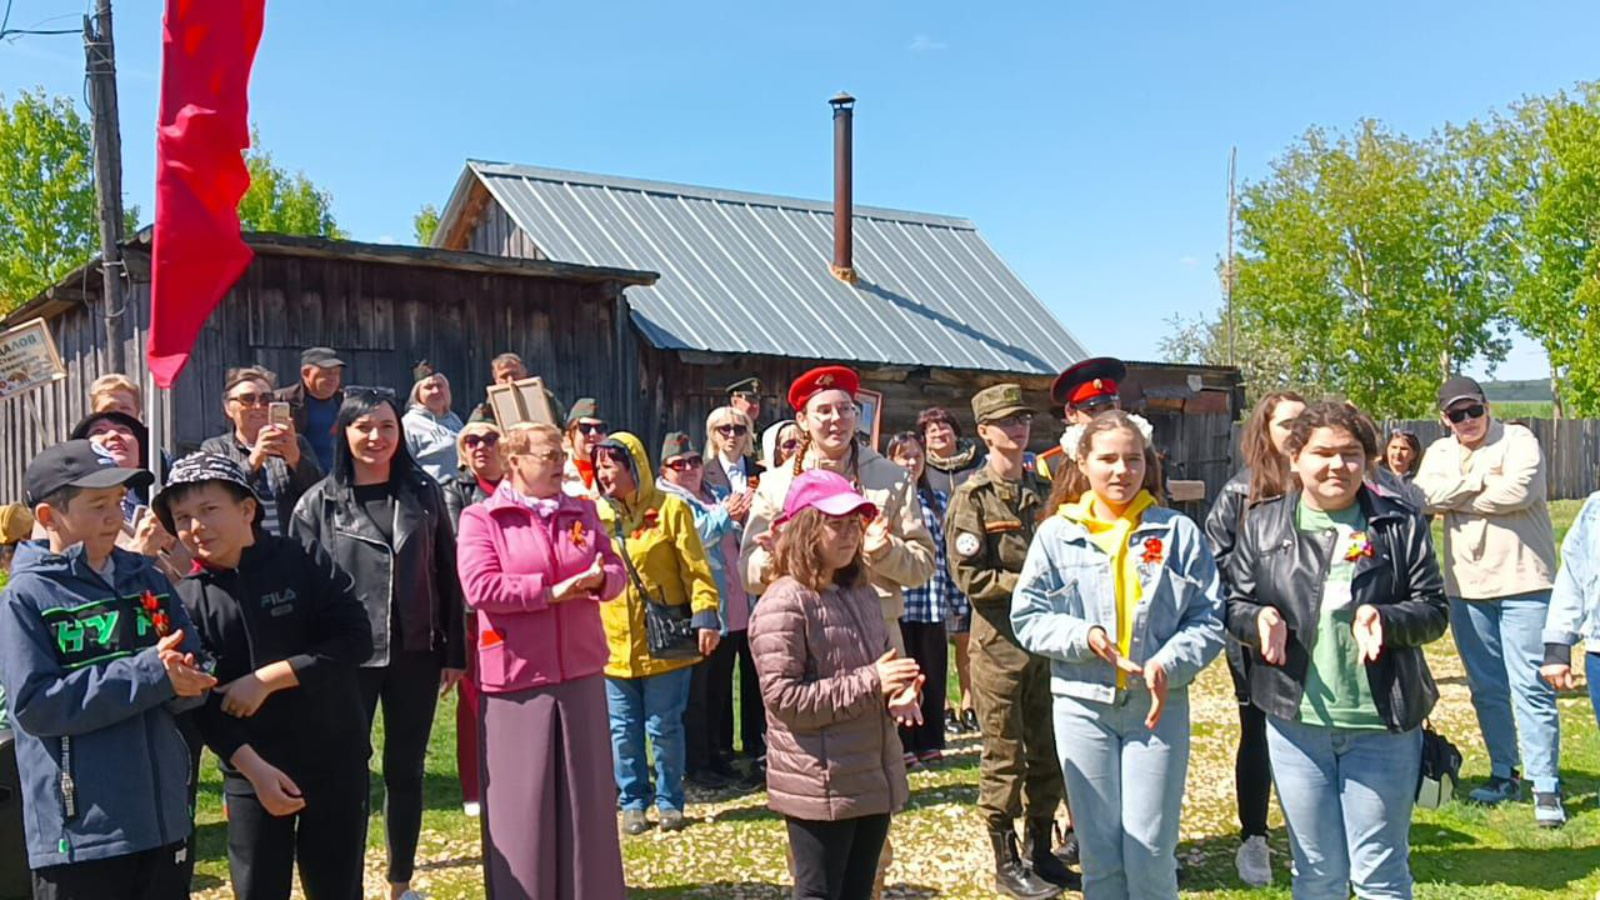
1202 390 1303 886
1224 401 1447 900
291 387 465 900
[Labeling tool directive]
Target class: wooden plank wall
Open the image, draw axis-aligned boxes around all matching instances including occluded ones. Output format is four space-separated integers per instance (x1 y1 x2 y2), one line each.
1226 417 1600 503
1 251 625 502
467 202 545 261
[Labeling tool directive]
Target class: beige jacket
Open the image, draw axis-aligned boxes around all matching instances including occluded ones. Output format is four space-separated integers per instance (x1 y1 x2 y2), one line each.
1414 420 1557 600
740 445 936 625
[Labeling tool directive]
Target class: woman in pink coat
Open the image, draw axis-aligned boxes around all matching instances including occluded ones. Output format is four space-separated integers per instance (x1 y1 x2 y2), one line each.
456 422 628 900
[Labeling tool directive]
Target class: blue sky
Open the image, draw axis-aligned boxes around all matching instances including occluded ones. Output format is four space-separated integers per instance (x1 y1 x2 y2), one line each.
5 1 1596 380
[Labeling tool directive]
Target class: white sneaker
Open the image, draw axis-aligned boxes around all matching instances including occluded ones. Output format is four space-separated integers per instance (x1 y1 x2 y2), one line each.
463 801 481 818
1236 835 1272 887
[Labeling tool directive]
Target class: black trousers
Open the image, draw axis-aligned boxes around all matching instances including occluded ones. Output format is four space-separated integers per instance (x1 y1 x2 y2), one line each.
1229 653 1271 839
786 813 891 900
30 842 189 900
734 631 767 757
686 635 738 774
358 651 442 884
224 770 368 900
898 620 948 756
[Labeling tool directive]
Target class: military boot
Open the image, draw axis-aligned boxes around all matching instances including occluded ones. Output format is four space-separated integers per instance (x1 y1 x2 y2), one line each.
988 824 1061 900
1026 817 1081 889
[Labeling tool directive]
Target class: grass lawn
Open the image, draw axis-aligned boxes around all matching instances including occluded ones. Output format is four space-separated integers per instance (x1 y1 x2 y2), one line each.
16 499 1594 899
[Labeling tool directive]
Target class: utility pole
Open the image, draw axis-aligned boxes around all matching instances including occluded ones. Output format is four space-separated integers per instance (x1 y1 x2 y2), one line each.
85 0 126 373
1224 146 1237 367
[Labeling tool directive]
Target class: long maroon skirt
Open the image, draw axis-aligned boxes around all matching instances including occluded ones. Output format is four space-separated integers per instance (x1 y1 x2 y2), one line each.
481 674 625 900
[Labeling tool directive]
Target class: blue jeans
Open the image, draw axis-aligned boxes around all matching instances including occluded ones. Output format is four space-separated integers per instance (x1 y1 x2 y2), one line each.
1450 591 1562 792
605 668 693 813
1052 688 1189 900
1588 652 1600 728
1267 717 1421 900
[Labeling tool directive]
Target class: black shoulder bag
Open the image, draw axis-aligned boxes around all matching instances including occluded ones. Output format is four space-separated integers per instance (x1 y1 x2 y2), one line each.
611 513 701 661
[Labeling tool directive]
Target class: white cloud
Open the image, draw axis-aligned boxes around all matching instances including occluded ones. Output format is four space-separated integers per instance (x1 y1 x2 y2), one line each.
909 34 947 52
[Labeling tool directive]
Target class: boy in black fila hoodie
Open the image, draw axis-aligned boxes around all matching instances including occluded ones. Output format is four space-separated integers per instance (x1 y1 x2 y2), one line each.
153 454 373 900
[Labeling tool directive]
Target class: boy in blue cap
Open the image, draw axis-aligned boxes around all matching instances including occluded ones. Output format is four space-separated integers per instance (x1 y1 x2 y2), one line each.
0 440 215 900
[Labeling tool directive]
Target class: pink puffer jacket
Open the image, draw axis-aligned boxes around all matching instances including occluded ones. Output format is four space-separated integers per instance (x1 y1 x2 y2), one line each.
749 575 909 821
456 487 625 692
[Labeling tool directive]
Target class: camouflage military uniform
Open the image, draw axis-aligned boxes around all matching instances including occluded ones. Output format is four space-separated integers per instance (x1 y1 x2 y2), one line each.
947 464 1065 827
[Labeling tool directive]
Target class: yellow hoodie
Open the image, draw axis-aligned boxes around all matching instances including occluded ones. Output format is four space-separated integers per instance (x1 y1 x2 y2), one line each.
1058 489 1157 687
595 432 721 679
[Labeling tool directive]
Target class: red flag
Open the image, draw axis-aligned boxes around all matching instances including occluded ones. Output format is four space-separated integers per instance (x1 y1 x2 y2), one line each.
147 0 266 389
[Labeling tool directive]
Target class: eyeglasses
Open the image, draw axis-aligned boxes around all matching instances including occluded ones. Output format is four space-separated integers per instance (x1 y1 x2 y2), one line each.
1445 404 1486 424
576 422 607 436
344 385 397 401
989 413 1035 429
228 392 272 407
462 433 500 449
716 424 749 437
665 457 704 472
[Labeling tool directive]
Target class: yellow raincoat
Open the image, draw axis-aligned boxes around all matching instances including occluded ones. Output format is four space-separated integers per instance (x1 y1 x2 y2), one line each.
595 432 721 679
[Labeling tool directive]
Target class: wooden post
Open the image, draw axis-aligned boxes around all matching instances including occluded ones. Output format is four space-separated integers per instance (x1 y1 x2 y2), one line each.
84 0 127 374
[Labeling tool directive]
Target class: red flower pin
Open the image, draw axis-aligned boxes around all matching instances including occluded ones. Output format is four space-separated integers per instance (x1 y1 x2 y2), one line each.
1345 532 1375 562
1141 537 1164 565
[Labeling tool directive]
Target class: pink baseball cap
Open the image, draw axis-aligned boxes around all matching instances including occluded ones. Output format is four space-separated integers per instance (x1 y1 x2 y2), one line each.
776 469 878 525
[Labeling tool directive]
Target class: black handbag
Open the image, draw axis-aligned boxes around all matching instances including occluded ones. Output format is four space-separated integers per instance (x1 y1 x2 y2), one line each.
1416 720 1462 810
611 514 701 661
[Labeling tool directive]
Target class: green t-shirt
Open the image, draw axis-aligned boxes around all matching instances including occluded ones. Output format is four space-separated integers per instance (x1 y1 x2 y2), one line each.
1295 500 1386 730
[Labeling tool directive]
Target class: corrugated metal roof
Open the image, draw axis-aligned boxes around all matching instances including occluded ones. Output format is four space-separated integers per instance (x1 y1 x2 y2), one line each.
456 160 1087 375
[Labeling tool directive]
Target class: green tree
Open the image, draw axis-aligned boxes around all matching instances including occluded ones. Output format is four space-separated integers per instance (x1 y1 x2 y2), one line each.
1231 120 1511 418
0 90 137 312
237 129 344 238
1489 85 1600 417
1158 305 1307 410
413 204 439 245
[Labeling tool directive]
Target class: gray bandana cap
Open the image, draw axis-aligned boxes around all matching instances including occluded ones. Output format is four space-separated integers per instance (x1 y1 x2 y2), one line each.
152 453 264 533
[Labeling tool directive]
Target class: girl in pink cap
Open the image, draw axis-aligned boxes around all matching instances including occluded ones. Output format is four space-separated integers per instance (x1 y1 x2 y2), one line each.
749 469 924 900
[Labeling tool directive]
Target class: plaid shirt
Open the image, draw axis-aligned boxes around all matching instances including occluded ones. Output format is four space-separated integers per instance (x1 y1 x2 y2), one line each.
903 488 968 624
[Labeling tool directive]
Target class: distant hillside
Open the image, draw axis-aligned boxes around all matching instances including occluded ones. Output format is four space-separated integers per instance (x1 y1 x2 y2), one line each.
1482 378 1553 402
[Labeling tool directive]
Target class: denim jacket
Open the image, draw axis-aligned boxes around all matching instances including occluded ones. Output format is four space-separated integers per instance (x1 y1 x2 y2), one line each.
1012 505 1224 704
1544 491 1600 661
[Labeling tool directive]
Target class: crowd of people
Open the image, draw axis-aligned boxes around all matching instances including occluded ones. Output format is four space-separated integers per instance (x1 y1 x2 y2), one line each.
0 345 1596 900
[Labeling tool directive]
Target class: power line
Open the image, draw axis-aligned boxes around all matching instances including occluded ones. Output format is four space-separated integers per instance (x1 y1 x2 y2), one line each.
0 0 82 38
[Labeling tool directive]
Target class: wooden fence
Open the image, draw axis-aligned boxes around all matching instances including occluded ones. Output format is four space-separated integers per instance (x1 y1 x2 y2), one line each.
1229 418 1600 502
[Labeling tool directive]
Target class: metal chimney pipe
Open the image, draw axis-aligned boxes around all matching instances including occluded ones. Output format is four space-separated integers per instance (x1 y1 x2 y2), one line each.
830 91 856 284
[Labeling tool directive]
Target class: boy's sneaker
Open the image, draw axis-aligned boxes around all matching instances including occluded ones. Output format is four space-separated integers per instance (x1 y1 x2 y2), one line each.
1535 791 1567 828
622 809 650 835
1468 773 1521 805
1235 835 1272 887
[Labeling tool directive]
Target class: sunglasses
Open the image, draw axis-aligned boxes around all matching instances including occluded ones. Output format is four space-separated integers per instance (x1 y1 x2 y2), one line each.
665 457 704 472
228 392 273 407
344 385 397 401
462 433 500 449
989 413 1035 429
716 424 749 437
516 449 564 464
576 422 607 436
1445 404 1486 424
779 438 801 452
1074 396 1118 414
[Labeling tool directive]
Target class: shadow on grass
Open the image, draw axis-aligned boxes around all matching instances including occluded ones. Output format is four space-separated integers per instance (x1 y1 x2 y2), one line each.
1413 845 1600 890
627 881 786 898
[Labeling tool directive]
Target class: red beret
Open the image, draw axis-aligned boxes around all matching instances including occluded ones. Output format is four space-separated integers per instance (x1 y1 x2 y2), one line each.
789 365 860 411
1051 357 1127 408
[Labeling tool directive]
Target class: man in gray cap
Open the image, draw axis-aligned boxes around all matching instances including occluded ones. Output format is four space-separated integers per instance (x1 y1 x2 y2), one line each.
947 384 1072 898
274 346 345 472
1414 374 1565 827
